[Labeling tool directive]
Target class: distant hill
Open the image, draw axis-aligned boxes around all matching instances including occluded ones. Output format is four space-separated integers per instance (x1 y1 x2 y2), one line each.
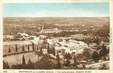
3 17 109 35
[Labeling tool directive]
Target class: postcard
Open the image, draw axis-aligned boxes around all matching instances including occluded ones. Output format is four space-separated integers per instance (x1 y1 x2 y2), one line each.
0 0 113 73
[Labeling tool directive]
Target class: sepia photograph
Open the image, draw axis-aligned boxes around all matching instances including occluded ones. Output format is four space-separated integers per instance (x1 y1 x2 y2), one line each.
3 3 110 70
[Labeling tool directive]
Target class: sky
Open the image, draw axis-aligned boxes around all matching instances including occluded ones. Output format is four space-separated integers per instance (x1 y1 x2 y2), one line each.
4 0 109 3
3 3 109 17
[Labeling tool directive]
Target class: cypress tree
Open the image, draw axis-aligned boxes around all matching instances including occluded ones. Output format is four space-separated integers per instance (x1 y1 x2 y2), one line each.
22 55 26 65
22 45 25 52
56 54 61 69
3 61 6 69
28 45 30 51
8 47 11 53
32 43 35 51
15 44 18 52
28 58 32 64
6 62 10 69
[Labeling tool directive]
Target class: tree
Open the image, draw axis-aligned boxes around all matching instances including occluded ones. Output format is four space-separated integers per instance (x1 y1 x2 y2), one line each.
35 54 56 69
22 55 26 65
15 44 18 52
22 45 25 52
92 51 100 63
